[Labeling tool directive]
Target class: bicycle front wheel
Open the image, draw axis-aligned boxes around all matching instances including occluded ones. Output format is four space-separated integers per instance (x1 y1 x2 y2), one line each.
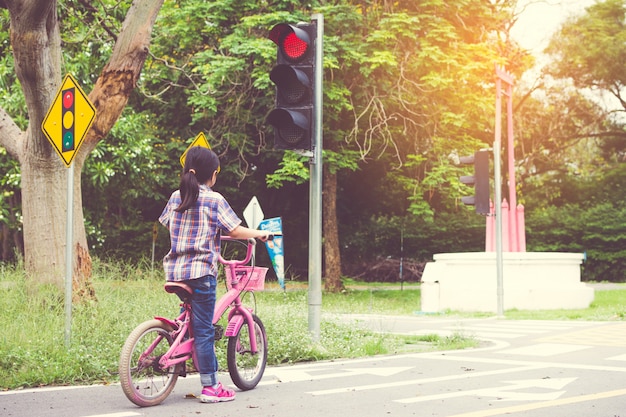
119 319 180 407
227 313 267 390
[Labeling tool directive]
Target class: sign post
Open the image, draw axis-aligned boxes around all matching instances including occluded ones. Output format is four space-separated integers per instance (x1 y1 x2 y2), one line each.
41 74 96 347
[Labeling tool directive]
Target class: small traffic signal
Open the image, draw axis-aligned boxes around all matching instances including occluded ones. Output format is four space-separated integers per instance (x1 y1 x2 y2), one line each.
61 87 75 152
459 149 490 215
266 22 316 151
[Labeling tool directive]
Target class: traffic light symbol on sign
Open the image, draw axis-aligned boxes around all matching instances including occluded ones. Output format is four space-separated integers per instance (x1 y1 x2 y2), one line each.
459 150 490 215
62 88 75 152
41 73 96 167
266 22 316 151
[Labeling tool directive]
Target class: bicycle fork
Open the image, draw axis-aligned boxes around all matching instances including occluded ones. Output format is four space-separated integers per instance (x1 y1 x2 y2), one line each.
214 291 260 354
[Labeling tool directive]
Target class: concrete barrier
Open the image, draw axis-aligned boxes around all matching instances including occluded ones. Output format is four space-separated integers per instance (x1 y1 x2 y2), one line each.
420 252 594 313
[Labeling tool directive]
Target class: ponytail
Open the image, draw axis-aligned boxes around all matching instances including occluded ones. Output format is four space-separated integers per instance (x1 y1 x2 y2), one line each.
175 146 220 213
175 171 200 212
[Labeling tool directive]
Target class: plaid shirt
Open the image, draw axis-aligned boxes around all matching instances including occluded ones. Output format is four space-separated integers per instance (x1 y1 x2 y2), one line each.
158 184 241 282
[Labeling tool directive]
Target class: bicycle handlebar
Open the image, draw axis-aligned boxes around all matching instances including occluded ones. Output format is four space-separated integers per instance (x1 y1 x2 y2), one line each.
218 235 273 266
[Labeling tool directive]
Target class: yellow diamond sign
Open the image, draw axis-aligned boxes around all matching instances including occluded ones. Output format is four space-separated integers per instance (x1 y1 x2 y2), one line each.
42 74 96 168
180 132 212 167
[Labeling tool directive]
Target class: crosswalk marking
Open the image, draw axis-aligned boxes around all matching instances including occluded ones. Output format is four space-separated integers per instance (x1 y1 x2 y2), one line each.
497 343 592 357
537 322 626 347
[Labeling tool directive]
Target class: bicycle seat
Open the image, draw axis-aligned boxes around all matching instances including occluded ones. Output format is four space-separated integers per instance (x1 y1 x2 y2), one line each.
164 282 193 301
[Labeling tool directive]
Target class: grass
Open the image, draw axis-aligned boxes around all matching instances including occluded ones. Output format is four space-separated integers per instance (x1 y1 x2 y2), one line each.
1 262 623 391
504 288 626 320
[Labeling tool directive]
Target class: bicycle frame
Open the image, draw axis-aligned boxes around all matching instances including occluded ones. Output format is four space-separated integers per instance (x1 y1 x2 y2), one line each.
153 237 261 371
154 307 195 369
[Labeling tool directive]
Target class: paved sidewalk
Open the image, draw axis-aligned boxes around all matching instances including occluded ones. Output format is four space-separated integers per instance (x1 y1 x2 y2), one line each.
336 313 626 349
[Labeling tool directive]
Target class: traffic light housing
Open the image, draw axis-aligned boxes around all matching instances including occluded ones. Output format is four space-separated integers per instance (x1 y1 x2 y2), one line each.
266 22 316 151
459 150 490 215
61 87 75 152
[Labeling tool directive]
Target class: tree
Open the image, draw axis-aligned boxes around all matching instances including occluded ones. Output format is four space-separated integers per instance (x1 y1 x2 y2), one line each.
546 0 626 114
513 0 626 281
0 0 530 295
319 0 525 289
517 0 626 210
0 0 164 297
160 0 526 291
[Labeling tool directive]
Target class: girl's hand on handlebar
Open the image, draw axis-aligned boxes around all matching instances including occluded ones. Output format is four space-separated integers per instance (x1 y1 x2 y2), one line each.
258 232 273 242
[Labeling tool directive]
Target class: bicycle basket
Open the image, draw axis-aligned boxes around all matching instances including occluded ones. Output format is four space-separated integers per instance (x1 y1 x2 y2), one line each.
225 266 268 291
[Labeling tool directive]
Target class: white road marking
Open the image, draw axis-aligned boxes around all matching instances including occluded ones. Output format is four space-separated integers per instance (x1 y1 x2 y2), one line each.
497 343 592 357
262 366 411 384
307 365 544 395
80 413 142 417
446 388 626 417
0 384 106 396
606 353 626 361
395 377 576 404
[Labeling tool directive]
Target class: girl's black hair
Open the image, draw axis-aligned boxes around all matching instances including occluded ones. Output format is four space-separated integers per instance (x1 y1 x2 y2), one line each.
175 146 220 213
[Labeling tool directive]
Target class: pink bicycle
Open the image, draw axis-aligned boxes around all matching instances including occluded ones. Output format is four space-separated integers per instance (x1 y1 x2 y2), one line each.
119 237 269 407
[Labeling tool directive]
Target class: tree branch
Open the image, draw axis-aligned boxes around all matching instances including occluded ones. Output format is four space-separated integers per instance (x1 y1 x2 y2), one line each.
0 106 24 161
79 0 165 159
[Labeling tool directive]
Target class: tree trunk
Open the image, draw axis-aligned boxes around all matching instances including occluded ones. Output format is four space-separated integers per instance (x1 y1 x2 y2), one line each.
323 167 344 292
2 0 164 300
1 193 22 261
9 0 67 289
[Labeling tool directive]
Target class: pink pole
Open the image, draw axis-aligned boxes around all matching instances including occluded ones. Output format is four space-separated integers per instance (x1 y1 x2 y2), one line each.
495 66 525 252
517 204 526 251
501 199 510 252
506 83 518 251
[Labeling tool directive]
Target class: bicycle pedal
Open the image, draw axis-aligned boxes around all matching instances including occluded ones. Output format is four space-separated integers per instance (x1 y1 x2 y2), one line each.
178 363 187 377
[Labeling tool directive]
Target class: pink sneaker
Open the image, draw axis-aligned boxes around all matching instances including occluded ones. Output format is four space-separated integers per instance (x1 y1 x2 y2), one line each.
200 383 236 403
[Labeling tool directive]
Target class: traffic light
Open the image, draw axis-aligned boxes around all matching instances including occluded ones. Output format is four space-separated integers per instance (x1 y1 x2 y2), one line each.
61 87 75 152
266 22 317 151
459 149 490 215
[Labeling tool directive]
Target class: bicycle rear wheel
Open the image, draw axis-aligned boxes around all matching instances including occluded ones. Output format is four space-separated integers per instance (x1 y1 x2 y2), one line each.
119 319 180 407
227 314 267 390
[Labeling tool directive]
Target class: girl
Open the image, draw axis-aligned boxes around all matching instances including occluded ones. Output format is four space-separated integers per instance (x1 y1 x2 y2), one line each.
159 146 270 403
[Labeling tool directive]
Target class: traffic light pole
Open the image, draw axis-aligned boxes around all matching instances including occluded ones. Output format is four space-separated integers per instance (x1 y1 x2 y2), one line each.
308 13 323 343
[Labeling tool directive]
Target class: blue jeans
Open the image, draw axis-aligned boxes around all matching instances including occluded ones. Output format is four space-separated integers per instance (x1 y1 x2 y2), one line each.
186 275 219 387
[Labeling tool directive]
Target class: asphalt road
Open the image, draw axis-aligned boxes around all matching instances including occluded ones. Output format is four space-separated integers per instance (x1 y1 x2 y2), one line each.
2 315 625 417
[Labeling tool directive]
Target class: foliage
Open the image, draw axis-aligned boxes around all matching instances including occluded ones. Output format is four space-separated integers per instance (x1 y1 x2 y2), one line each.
81 110 178 257
546 0 626 101
513 0 626 282
2 0 626 284
526 202 626 282
0 9 23 260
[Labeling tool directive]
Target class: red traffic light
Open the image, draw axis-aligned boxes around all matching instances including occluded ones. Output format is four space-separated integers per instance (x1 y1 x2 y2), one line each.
267 22 316 151
269 23 311 63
